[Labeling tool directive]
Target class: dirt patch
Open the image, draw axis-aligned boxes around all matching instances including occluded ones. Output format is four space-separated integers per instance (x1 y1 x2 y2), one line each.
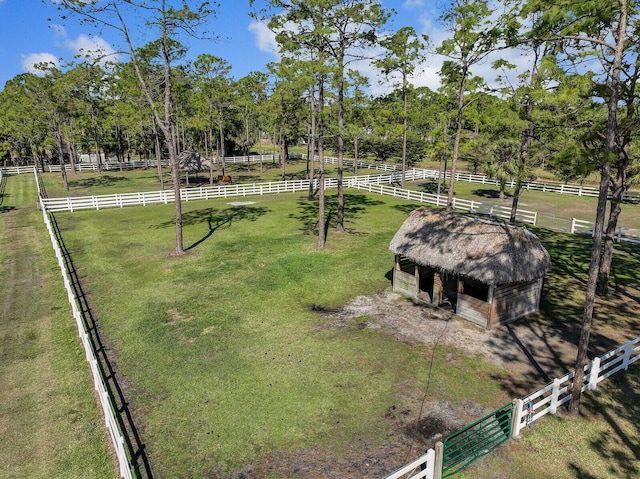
231 286 640 479
313 289 579 385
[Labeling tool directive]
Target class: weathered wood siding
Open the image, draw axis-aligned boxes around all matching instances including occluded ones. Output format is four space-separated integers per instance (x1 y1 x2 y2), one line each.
490 279 543 326
457 278 543 328
393 255 418 298
457 293 491 328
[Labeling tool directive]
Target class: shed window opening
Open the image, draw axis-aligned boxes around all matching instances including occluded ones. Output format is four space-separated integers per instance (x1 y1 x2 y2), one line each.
397 256 415 274
462 279 489 301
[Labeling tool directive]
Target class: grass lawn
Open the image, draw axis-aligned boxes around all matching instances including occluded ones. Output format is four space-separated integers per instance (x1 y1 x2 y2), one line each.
41 160 640 231
8 163 640 477
0 173 116 479
54 191 516 477
51 182 640 478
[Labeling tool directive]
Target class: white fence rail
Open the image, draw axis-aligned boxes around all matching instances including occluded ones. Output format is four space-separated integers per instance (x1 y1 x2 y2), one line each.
1 165 38 175
4 158 640 201
39 199 134 479
38 172 640 245
387 335 640 478
570 218 640 244
349 180 539 225
40 178 326 212
513 336 640 437
384 449 436 479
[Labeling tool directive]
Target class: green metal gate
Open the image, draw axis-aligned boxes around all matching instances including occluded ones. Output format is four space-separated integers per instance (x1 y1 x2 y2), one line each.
441 402 513 477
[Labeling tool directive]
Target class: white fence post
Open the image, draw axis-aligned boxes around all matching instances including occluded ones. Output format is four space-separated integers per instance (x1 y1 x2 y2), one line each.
588 357 601 390
433 442 444 479
550 378 561 414
511 398 524 439
624 340 633 370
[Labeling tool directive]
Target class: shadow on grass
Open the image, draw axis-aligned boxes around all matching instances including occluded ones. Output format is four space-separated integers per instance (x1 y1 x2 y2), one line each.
45 211 153 478
68 175 129 189
472 188 512 199
416 179 442 194
576 362 640 478
153 206 270 250
290 192 384 236
488 227 640 398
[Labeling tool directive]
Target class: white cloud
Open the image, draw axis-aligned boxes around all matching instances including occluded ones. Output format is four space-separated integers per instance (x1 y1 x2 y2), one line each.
65 34 119 64
21 52 60 74
248 20 278 56
403 0 424 8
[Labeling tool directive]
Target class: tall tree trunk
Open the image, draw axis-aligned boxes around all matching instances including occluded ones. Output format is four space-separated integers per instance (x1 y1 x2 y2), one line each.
336 49 346 232
317 77 326 248
153 117 164 190
280 129 287 181
510 116 533 224
401 72 408 189
218 110 226 176
447 63 468 211
511 93 534 224
354 136 359 177
597 156 627 295
308 90 316 200
65 137 77 175
55 124 69 191
569 1 627 414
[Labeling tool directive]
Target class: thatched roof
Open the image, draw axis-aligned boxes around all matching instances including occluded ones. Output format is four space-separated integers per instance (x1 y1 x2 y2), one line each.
389 208 551 285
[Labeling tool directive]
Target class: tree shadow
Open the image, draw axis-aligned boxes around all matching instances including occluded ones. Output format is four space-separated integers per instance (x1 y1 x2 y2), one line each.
68 175 129 189
416 179 441 194
290 192 384 236
472 188 511 199
152 205 270 250
577 362 640 478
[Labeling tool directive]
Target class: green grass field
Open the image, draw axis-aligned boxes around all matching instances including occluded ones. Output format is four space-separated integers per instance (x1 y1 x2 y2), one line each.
52 191 516 476
4 166 640 478
40 160 640 231
0 174 115 479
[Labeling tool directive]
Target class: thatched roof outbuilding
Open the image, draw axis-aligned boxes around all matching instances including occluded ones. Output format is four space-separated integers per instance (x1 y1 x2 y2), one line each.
389 207 550 286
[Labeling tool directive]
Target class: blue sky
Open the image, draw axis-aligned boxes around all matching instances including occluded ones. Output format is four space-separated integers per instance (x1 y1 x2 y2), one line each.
0 1 527 94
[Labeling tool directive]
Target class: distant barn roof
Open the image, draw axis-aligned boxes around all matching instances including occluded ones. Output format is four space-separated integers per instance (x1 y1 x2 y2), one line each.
389 207 551 285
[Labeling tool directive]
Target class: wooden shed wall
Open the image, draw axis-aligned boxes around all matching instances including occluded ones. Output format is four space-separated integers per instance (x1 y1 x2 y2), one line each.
457 294 491 328
393 268 418 298
490 279 544 326
457 279 543 328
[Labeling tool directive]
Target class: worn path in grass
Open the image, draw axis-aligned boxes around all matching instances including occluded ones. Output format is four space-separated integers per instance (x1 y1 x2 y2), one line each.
0 174 115 479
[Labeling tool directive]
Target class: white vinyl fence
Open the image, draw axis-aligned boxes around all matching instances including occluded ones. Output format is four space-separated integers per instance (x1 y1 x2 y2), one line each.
0 165 37 175
570 218 640 244
38 171 640 245
385 335 640 479
513 336 640 436
35 170 134 479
